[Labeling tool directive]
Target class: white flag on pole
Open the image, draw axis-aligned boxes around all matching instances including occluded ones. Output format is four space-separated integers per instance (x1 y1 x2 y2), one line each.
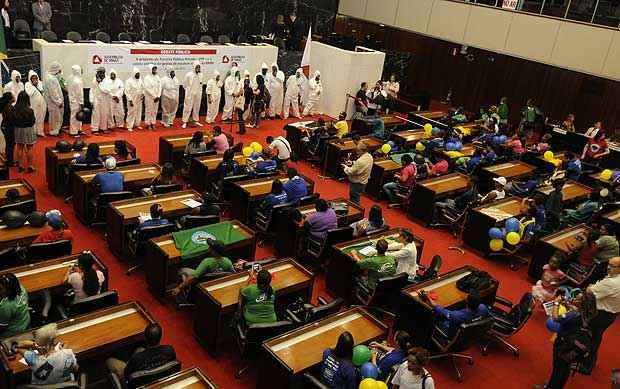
301 26 311 77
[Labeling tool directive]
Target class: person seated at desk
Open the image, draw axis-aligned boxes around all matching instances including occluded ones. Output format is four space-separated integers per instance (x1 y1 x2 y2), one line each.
504 134 525 157
303 198 337 241
521 195 547 240
432 177 480 225
143 162 175 195
208 126 229 155
173 239 234 297
332 111 349 139
353 239 396 291
370 330 411 380
384 154 416 207
216 148 242 180
73 142 101 165
391 347 436 389
319 331 357 389
351 204 385 237
423 156 449 178
258 179 288 216
114 140 132 161
581 132 609 165
576 224 619 267
561 114 576 132
545 178 565 230
387 230 418 280
33 211 73 243
15 323 78 385
507 176 540 197
283 167 307 203
0 273 30 337
532 252 568 303
65 252 105 300
239 268 277 325
137 203 171 231
562 190 602 225
266 135 292 169
431 291 490 338
185 131 207 156
563 151 582 181
527 133 552 154
479 176 507 204
92 157 124 193
105 323 176 383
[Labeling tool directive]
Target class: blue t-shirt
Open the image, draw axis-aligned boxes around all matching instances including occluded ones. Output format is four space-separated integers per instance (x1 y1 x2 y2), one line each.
565 159 582 181
283 177 308 203
320 349 357 389
92 171 124 193
434 304 490 336
261 191 288 214
377 349 407 379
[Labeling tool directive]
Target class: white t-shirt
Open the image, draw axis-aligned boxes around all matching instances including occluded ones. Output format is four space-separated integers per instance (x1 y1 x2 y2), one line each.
24 347 76 385
391 363 434 389
269 137 291 160
67 270 105 300
389 242 418 279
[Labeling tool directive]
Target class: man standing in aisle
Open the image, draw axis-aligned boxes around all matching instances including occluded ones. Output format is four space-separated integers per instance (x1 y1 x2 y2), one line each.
205 69 222 124
267 62 285 118
143 64 162 130
43 61 64 136
222 66 238 122
303 70 322 116
124 67 144 131
182 61 203 128
283 68 302 119
108 69 125 129
160 66 180 128
343 142 373 205
67 65 84 136
90 67 113 135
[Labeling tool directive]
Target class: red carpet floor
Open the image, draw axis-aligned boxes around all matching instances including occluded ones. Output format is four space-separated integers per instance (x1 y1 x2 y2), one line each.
16 114 617 389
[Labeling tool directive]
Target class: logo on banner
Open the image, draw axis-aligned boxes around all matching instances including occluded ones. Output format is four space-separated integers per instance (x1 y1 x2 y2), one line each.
92 55 103 65
222 55 230 64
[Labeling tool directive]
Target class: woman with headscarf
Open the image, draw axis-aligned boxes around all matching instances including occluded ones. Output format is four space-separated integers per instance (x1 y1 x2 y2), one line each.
143 64 162 130
303 70 322 116
182 61 203 128
24 70 46 137
4 70 24 101
67 65 84 136
43 61 64 136
205 69 222 124
124 67 144 131
161 66 180 128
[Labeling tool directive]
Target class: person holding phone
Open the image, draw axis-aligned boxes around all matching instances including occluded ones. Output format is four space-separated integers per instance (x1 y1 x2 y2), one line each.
238 268 276 325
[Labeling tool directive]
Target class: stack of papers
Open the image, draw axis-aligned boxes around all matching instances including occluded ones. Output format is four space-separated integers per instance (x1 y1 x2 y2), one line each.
138 212 151 224
181 199 203 209
358 246 377 257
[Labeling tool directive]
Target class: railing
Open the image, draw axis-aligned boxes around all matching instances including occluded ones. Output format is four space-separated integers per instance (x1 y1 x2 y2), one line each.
456 0 620 29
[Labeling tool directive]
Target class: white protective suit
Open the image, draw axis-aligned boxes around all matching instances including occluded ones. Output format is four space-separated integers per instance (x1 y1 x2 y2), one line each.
205 70 222 123
160 67 180 127
124 67 144 130
182 61 203 125
266 62 285 117
43 62 64 135
67 65 84 135
222 67 238 121
5 70 24 101
298 71 309 108
108 69 125 128
303 71 323 116
143 64 162 127
90 69 113 133
283 68 302 119
25 71 47 136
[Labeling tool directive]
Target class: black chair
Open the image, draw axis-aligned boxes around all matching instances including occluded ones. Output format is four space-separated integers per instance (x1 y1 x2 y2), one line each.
388 184 415 209
0 247 21 270
354 273 409 313
118 32 133 41
17 373 86 389
96 31 111 43
57 290 119 319
218 35 231 44
286 296 345 326
13 19 31 42
303 372 329 389
414 255 442 282
41 30 58 42
0 199 36 215
482 293 534 357
182 151 216 176
109 360 181 389
199 35 214 44
177 214 220 229
141 183 183 196
126 223 177 274
234 320 293 378
66 31 82 42
306 227 354 263
176 34 191 44
90 191 134 226
115 158 141 168
64 162 104 202
255 201 295 246
430 316 494 382
28 240 72 262
213 174 249 201
298 193 320 206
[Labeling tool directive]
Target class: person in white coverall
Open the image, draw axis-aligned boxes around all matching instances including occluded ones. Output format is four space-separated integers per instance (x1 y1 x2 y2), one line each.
253 63 269 89
90 67 113 134
205 69 222 124
67 65 84 136
303 70 322 116
43 61 64 136
5 70 24 101
267 62 284 118
160 67 180 127
182 61 203 128
25 70 47 137
298 70 309 109
108 69 125 128
283 68 302 119
125 67 144 131
222 66 238 122
143 64 162 129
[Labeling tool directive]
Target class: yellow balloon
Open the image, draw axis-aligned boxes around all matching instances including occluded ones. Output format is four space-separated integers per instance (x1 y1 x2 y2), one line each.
601 169 612 181
359 378 377 389
543 151 554 161
416 142 425 152
424 123 433 132
250 142 263 153
375 381 388 389
242 146 253 157
381 143 391 154
489 239 503 252
506 231 521 245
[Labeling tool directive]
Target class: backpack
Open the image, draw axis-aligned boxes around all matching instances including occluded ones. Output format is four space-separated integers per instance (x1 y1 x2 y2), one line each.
456 270 494 293
556 324 594 375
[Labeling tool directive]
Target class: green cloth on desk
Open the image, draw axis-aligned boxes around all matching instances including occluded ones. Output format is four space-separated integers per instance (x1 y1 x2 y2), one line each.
391 152 414 165
173 221 247 260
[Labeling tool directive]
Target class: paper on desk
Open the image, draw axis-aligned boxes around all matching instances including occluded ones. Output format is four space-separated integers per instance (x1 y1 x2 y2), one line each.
479 208 513 220
181 199 203 209
138 212 152 224
358 246 377 257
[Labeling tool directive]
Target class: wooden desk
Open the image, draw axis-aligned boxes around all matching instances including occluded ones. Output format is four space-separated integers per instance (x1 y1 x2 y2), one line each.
158 130 212 167
441 144 476 160
480 161 535 192
536 180 593 206
0 179 35 207
194 258 313 353
326 228 424 301
409 173 471 224
528 224 591 279
322 137 382 178
396 266 497 347
0 302 154 388
228 175 315 223
106 190 202 258
390 129 425 149
144 220 256 297
366 159 402 200
72 163 160 224
0 252 108 294
408 110 448 121
0 224 51 251
351 115 406 136
589 172 617 189
602 208 620 230
463 197 525 255
284 120 324 158
189 153 246 193
45 141 136 195
274 198 365 257
532 151 566 170
143 367 218 388
258 307 387 389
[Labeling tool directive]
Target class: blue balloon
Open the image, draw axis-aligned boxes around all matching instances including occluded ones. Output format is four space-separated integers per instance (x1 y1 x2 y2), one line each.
499 135 507 143
360 362 378 379
612 171 620 181
492 136 501 145
546 318 561 333
445 142 454 151
505 218 520 232
454 141 463 150
488 227 504 240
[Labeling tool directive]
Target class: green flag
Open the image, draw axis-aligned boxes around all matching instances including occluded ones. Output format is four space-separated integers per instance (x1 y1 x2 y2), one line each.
172 221 247 260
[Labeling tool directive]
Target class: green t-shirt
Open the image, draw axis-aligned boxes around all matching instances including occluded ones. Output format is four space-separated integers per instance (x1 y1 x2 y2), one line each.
523 106 536 123
241 284 276 325
193 256 234 277
0 286 31 337
358 255 396 289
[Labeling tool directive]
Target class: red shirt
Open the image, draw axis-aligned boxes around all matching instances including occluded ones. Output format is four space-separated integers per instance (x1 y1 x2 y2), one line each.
33 229 74 243
430 160 449 176
584 138 608 159
400 164 417 187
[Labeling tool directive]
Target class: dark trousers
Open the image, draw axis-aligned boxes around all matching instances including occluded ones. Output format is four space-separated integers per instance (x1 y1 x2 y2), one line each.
2 126 15 164
236 108 245 134
349 182 366 205
547 341 571 389
588 310 618 369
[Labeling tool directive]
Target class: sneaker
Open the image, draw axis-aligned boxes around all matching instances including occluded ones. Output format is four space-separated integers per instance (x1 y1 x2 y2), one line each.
136 126 143 130
127 128 133 132
181 123 187 128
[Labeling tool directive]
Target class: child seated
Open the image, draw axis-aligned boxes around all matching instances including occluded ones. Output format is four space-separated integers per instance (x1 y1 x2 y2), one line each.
532 253 566 302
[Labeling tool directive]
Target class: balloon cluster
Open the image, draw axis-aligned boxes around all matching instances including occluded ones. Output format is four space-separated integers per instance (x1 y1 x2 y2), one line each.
243 142 263 157
600 169 620 182
444 138 463 151
491 135 507 146
543 151 562 168
488 217 522 251
359 378 388 389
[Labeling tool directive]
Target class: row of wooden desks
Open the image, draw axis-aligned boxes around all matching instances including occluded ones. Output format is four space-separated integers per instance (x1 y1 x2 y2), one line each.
322 137 382 178
390 129 425 149
409 173 471 224
351 114 408 136
535 180 593 205
194 258 313 354
189 153 246 193
479 161 536 192
603 208 620 228
366 158 402 200
0 179 35 207
0 223 50 251
159 130 212 168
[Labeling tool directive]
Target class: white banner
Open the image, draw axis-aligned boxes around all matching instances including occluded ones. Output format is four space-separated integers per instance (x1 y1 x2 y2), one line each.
502 0 519 10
